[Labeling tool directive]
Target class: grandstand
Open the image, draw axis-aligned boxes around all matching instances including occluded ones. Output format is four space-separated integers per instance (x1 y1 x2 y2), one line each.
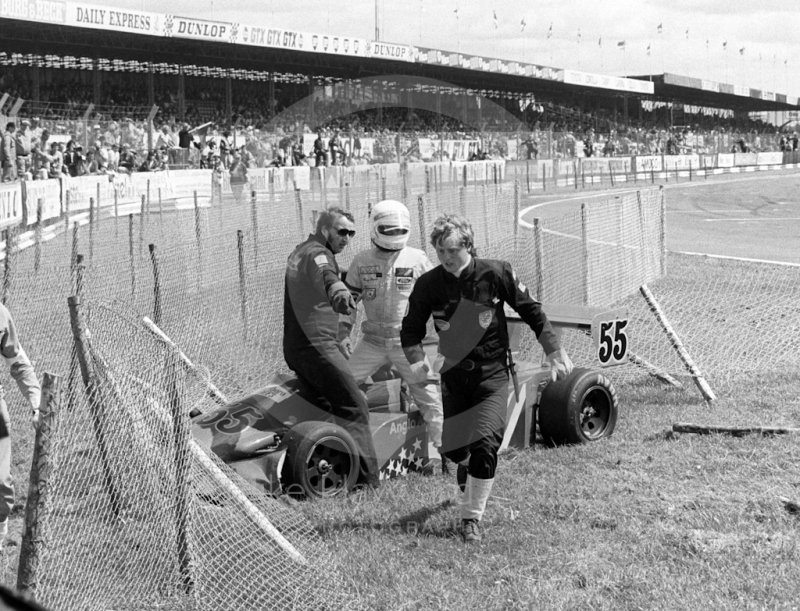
1 2 797 145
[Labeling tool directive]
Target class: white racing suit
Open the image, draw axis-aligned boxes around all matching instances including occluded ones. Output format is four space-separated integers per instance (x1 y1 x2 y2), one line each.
345 246 444 449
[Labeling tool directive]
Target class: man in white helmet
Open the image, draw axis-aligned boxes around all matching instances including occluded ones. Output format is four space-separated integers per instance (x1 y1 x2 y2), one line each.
343 200 444 458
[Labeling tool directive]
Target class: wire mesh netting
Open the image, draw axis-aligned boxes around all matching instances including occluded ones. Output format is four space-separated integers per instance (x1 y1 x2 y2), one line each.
1 164 798 610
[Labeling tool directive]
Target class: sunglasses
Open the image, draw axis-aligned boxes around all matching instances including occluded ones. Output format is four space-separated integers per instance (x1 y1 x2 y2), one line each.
335 228 356 238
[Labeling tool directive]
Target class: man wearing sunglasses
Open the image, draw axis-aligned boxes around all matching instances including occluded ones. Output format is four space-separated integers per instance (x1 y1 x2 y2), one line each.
283 207 380 489
342 200 444 462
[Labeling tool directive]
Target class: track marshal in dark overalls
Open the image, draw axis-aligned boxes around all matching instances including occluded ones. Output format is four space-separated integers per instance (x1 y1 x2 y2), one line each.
401 214 573 543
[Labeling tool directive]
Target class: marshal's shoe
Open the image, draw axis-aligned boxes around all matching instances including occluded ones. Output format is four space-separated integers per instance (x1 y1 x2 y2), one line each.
461 518 482 544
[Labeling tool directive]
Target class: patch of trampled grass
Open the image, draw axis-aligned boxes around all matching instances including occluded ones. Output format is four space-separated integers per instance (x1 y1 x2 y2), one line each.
299 372 800 611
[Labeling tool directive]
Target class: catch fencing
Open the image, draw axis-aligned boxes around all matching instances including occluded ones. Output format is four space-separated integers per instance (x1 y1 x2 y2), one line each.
2 159 799 610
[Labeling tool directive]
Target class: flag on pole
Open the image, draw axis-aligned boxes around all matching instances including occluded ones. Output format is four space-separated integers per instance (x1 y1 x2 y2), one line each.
706 38 709 50
685 28 689 39
547 23 552 39
657 23 662 34
723 41 727 50
454 6 459 18
617 40 626 49
520 18 526 33
647 43 651 56
493 10 498 29
739 47 745 55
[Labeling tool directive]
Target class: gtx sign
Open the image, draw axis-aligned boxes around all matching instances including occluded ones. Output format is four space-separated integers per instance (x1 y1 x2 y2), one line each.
0 0 65 23
239 26 304 50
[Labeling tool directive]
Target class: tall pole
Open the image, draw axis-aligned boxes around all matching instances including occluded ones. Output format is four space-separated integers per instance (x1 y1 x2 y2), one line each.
375 0 379 40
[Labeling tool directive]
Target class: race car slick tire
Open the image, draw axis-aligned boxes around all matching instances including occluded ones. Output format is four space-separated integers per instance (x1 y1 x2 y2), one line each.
538 368 618 446
281 421 360 499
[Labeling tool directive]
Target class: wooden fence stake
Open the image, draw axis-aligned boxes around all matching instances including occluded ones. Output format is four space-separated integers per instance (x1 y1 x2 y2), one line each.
139 195 145 256
89 197 95 263
158 187 164 238
148 244 162 325
250 190 259 268
237 230 248 340
128 214 136 297
17 372 62 598
114 187 119 240
3 228 13 305
165 352 195 593
34 198 43 273
193 191 203 269
67 295 123 517
581 203 590 305
533 218 545 302
640 284 716 402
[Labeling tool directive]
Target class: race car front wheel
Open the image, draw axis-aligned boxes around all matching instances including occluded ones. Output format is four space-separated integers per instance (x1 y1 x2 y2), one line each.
538 368 618 446
281 421 360 499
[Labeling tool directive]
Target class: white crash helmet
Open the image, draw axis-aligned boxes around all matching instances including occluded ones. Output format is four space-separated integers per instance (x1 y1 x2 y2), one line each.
370 199 411 250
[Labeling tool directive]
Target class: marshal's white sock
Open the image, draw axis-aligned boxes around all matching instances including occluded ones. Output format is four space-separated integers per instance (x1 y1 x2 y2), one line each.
459 475 494 521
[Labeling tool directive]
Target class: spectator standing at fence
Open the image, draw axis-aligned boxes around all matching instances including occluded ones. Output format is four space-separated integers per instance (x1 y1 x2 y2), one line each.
228 147 248 202
283 207 381 490
62 141 79 177
401 214 573 544
14 119 32 179
118 143 136 173
329 131 343 166
46 141 63 178
2 123 18 182
155 124 176 151
313 131 328 167
0 303 41 546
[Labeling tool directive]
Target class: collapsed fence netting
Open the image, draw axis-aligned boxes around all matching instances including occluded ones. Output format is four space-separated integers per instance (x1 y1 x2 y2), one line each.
1 167 799 610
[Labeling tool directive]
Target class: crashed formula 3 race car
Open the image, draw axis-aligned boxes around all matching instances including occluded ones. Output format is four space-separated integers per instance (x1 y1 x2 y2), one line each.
192 304 629 499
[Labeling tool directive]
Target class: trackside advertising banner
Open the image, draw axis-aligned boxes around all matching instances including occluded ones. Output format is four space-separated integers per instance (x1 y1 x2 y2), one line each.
716 154 735 168
757 152 783 165
734 153 758 166
663 155 700 171
236 25 366 58
563 70 654 95
61 175 116 213
580 157 633 175
0 0 65 24
65 2 163 36
164 16 238 43
634 155 663 173
367 42 413 62
23 179 61 224
0 183 23 229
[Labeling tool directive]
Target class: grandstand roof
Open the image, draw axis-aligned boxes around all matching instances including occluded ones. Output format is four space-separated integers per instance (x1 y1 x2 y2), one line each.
630 73 797 112
1 12 797 113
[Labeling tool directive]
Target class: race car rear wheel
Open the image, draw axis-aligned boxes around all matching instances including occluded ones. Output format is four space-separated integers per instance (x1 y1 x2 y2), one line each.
281 421 360 499
538 368 618 446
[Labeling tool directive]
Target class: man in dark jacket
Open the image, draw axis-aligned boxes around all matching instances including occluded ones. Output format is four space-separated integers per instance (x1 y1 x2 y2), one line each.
283 207 380 489
401 214 572 543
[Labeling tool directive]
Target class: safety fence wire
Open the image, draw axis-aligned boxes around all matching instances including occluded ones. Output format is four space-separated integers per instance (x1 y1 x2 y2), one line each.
32 299 347 611
612 253 800 386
